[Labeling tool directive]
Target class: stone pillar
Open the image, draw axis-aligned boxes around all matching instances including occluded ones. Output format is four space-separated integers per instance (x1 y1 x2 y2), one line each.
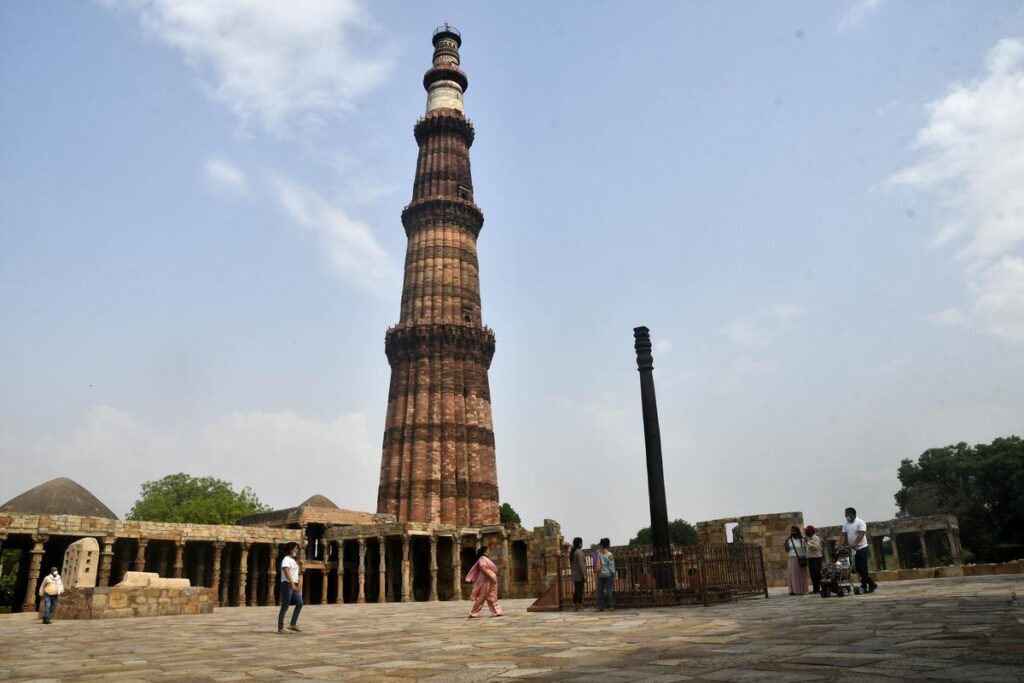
173 541 185 579
268 545 278 606
947 528 961 564
500 531 510 597
98 536 115 586
401 534 412 602
211 541 225 605
452 533 462 600
237 543 249 606
335 542 345 604
357 537 367 604
952 528 964 564
195 546 208 588
377 536 387 604
21 534 46 613
429 535 438 601
889 535 901 570
917 532 930 568
133 538 149 572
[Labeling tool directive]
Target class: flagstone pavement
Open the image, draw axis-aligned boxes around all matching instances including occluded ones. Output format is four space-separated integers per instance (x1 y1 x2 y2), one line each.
1 575 1022 682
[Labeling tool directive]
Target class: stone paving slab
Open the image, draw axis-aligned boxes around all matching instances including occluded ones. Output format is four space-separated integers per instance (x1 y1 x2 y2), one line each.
0 575 1022 681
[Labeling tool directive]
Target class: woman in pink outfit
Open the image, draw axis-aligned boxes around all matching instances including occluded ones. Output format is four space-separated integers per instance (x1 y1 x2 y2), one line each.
466 546 503 618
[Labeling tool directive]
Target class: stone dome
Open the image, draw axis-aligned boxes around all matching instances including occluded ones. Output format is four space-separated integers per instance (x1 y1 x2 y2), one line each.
1 477 118 519
299 494 338 509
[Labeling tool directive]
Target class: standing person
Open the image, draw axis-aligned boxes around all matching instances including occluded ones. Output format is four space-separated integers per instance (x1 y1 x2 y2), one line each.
783 526 809 595
277 543 304 633
37 566 63 624
841 507 878 594
594 538 616 611
466 546 503 618
569 537 587 611
805 525 824 595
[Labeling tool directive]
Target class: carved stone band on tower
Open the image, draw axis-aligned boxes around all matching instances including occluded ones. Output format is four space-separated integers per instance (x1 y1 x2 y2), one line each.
376 26 500 527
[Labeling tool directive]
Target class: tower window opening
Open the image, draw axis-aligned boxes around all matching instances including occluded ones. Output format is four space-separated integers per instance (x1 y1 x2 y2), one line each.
462 305 474 323
458 184 472 200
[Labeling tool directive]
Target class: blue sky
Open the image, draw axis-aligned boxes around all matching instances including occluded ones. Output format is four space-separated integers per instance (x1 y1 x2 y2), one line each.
2 1 1023 545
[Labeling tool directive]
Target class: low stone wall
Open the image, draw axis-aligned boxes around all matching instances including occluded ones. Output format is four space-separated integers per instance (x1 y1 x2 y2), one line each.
873 560 1021 582
54 585 216 619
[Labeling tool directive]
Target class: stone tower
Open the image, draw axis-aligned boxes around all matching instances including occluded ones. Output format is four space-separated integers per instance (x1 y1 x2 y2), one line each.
377 25 499 526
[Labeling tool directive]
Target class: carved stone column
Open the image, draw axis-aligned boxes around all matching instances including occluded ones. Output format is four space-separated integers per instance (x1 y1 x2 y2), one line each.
268 545 278 606
357 537 367 604
98 536 115 586
917 532 930 568
452 532 462 600
500 531 510 597
429 534 438 601
22 534 47 612
237 543 249 606
335 542 345 604
211 541 225 605
377 536 387 603
401 534 412 602
172 541 185 579
889 534 901 570
133 538 149 572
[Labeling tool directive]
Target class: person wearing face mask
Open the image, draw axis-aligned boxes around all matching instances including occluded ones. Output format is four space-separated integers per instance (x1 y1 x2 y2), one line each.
38 566 64 624
841 507 878 594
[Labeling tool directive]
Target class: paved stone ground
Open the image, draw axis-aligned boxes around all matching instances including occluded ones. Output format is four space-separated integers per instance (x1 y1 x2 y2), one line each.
1 575 1022 682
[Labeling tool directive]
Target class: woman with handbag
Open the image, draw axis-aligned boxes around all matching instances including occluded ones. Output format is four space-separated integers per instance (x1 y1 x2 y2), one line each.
784 526 809 595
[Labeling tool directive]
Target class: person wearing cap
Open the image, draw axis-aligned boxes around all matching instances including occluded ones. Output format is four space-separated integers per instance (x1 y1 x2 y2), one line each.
804 526 824 594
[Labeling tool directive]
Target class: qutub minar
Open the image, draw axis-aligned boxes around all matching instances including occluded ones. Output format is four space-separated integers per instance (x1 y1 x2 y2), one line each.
376 24 500 527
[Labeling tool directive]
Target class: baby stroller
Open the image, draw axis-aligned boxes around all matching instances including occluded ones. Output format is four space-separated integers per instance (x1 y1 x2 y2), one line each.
820 548 861 597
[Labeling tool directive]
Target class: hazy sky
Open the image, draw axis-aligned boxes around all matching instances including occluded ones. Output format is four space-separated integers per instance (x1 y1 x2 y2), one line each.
2 1 1023 545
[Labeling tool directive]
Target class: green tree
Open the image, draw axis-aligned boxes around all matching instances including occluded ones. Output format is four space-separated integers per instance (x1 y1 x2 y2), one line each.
629 519 699 547
127 473 271 524
895 436 1024 562
499 502 521 525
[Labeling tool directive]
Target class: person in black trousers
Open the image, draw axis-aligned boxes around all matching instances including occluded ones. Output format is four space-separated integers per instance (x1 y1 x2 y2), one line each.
804 525 824 594
569 537 587 610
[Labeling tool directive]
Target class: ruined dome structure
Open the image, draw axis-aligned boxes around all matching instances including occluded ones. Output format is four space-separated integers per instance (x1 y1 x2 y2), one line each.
299 494 339 509
1 476 118 519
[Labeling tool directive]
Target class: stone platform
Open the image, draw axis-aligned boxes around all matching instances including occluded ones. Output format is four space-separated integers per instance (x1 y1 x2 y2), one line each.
0 575 1022 681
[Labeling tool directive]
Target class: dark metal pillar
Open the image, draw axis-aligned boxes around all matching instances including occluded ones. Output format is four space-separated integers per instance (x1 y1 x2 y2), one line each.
633 326 675 588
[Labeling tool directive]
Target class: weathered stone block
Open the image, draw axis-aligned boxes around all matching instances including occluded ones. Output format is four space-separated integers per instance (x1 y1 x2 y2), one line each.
936 565 964 578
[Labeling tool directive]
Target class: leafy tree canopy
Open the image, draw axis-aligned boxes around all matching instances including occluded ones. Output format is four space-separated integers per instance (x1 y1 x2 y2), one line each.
629 518 699 547
127 473 271 524
895 435 1024 563
499 502 521 525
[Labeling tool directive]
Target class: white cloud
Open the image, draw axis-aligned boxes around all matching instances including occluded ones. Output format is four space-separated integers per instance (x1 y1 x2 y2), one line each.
203 156 249 198
839 0 889 31
268 172 394 289
655 339 672 357
0 406 378 518
101 0 393 134
723 317 766 347
771 303 806 322
892 38 1024 342
927 307 967 328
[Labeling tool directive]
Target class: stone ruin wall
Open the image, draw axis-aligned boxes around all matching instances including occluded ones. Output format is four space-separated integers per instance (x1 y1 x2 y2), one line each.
697 512 804 588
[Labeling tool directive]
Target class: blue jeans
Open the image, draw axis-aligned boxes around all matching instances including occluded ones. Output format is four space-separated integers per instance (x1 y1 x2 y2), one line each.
278 582 303 629
596 576 614 609
43 595 58 622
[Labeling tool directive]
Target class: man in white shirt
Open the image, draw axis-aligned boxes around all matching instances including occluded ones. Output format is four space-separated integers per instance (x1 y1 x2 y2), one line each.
841 507 877 594
37 566 64 624
277 543 303 633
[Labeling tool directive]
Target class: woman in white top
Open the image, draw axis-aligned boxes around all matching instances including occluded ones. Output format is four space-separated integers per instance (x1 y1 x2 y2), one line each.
783 526 809 595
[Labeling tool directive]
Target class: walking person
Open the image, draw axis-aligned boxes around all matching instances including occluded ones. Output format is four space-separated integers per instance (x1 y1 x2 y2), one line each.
805 525 824 595
594 538 616 611
466 546 503 618
38 566 63 624
784 526 809 595
841 507 878 594
569 537 587 611
277 543 304 633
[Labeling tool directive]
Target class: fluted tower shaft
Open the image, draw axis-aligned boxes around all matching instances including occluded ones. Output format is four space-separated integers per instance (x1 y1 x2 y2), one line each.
377 26 499 526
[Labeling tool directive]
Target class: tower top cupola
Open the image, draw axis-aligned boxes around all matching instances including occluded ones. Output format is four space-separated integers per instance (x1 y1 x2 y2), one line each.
424 23 468 113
